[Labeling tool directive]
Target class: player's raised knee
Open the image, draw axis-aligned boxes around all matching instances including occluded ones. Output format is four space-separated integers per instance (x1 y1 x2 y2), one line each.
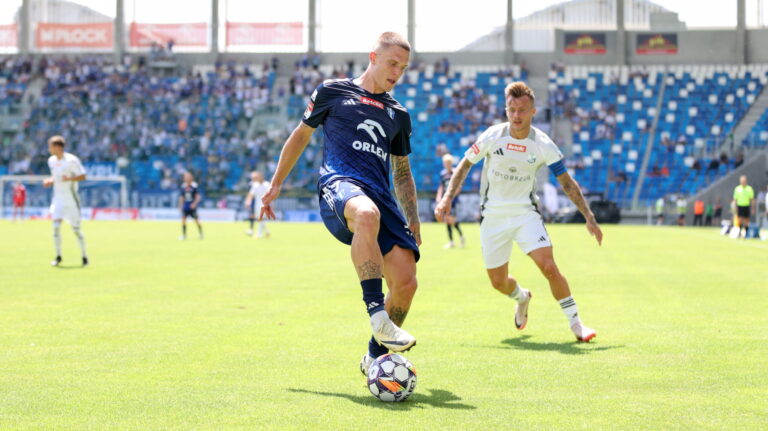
352 206 380 230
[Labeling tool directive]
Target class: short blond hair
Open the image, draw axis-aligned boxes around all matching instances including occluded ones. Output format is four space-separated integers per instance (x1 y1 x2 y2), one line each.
374 32 411 53
504 81 535 103
48 135 66 147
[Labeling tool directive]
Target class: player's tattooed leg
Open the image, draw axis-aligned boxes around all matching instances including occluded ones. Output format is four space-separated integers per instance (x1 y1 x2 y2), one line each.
357 259 382 280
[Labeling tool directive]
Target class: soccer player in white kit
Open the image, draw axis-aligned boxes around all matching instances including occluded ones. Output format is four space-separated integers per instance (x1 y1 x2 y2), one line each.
244 171 270 238
435 82 603 342
43 136 89 267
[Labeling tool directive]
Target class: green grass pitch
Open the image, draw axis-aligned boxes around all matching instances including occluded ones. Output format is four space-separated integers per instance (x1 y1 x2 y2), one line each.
0 219 766 430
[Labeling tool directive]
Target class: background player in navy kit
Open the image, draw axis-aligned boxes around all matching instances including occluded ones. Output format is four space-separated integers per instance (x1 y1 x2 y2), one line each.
260 32 420 375
436 153 465 248
179 172 203 240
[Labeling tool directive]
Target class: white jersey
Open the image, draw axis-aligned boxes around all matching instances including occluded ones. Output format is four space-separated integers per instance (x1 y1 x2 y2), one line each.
464 123 563 217
249 180 270 209
48 152 86 207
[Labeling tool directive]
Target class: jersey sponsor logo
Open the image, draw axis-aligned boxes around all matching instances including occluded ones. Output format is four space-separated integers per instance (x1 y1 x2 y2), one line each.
507 143 527 152
343 98 357 105
493 148 504 156
352 140 388 161
493 170 532 182
471 143 480 155
360 96 384 109
356 119 387 143
303 101 314 119
310 89 318 101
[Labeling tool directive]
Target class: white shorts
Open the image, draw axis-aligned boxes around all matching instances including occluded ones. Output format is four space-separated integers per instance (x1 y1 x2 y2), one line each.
50 202 81 225
480 211 552 269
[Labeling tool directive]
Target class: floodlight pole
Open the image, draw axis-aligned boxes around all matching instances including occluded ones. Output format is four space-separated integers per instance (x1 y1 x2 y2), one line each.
115 0 124 64
19 0 29 54
308 0 317 54
506 0 514 65
616 0 625 65
211 0 219 54
408 0 416 52
737 0 746 64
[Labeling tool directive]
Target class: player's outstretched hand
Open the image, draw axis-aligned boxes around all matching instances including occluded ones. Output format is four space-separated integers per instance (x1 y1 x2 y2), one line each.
586 219 603 246
259 183 281 220
434 198 452 223
43 178 54 188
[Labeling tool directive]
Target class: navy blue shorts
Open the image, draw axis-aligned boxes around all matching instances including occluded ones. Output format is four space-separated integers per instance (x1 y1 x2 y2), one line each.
319 180 420 262
182 206 198 218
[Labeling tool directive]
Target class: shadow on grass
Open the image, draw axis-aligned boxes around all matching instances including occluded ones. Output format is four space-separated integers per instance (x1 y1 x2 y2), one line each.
53 265 86 270
287 388 476 410
497 335 623 355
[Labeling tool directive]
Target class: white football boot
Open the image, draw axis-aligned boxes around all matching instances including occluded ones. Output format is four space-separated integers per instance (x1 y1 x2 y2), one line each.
370 310 416 352
515 289 532 330
571 322 597 342
360 354 375 376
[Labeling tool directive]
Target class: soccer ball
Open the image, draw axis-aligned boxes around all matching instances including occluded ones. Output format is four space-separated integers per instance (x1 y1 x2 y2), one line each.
366 353 417 402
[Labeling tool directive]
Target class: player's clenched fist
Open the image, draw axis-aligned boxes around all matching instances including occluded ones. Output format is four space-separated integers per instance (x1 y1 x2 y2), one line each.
259 183 280 220
434 198 452 223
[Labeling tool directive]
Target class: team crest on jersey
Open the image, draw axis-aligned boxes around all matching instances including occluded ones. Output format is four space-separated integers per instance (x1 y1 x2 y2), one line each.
508 166 517 173
527 153 537 164
387 107 395 119
507 143 527 152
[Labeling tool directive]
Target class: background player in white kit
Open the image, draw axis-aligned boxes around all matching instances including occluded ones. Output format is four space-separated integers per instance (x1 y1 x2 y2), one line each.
42 135 89 267
244 171 270 238
435 82 602 342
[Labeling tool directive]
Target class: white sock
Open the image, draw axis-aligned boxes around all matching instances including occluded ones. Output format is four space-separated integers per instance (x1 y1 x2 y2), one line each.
258 221 268 236
53 221 62 256
559 296 581 327
72 224 87 258
508 282 528 302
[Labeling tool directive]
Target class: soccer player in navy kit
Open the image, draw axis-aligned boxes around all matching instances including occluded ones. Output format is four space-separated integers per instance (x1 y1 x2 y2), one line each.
260 32 420 375
179 172 203 240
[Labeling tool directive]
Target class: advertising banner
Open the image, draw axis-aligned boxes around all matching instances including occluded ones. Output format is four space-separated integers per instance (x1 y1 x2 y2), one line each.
129 22 207 47
564 32 606 54
36 22 113 48
636 33 678 55
226 22 303 46
0 24 17 47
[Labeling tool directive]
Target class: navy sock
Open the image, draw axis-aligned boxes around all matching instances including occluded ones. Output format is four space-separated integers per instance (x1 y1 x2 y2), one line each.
454 222 463 236
249 218 255 229
446 224 453 240
368 335 388 358
182 224 186 235
361 278 385 316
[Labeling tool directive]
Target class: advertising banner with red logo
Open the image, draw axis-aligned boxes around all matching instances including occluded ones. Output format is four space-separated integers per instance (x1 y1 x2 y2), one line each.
0 24 17 47
129 22 207 47
636 33 678 55
36 22 113 48
564 32 607 54
226 22 302 46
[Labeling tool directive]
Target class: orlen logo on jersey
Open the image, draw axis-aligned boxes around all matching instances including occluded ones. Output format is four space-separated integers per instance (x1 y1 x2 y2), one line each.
507 143 527 152
353 119 388 161
360 97 384 109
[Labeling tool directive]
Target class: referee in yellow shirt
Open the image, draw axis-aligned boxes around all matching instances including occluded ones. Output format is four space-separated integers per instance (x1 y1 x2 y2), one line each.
732 175 755 238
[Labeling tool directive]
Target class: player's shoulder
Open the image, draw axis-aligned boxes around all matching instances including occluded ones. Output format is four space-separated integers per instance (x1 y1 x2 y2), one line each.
63 152 81 162
317 78 353 93
479 122 508 141
531 126 556 146
191 182 199 188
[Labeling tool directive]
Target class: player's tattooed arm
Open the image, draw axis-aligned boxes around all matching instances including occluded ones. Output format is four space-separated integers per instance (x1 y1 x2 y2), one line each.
392 155 420 227
558 172 603 245
444 158 472 201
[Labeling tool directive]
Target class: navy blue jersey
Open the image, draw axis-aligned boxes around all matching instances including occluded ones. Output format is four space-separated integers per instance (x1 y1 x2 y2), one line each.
181 182 199 208
302 79 412 198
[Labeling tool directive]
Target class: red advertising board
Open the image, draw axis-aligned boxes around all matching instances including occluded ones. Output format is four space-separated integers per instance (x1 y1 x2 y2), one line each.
129 22 207 47
0 24 17 47
226 22 303 46
36 22 113 48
